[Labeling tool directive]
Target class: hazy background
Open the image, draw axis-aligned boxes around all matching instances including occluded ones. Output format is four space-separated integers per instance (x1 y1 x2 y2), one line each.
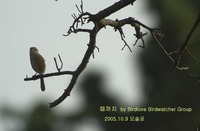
1 0 200 131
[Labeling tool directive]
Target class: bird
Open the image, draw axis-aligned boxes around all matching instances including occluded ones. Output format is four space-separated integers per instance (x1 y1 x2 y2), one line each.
29 47 46 91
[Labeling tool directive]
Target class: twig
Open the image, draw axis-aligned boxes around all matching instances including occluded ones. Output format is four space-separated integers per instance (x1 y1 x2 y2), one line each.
173 13 200 70
54 54 63 72
185 48 200 62
118 27 132 52
133 32 148 49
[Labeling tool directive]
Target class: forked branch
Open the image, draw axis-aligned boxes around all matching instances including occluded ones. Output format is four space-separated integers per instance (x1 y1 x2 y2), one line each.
49 0 138 107
25 0 200 108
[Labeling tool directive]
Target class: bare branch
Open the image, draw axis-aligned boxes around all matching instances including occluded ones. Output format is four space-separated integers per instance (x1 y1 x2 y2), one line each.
54 54 63 72
24 71 74 81
173 13 200 70
27 0 200 108
133 32 148 49
118 28 132 52
48 1 138 107
90 0 136 21
49 23 99 108
66 12 92 36
75 4 82 14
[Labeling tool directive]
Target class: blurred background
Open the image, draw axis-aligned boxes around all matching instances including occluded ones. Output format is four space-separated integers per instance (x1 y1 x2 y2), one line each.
1 0 200 131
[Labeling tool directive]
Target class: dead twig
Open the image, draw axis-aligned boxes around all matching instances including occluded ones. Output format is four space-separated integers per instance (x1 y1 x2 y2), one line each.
54 54 63 72
173 13 200 70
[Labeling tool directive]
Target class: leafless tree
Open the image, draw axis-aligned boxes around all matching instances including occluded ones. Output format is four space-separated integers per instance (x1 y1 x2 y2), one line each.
24 0 200 108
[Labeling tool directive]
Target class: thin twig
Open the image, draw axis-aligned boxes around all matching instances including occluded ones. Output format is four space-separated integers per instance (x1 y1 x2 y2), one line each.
117 27 132 52
173 13 200 70
75 4 82 14
54 54 63 72
133 32 148 49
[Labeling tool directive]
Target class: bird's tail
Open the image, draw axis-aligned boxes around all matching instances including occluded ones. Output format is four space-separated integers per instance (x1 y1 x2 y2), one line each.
40 76 45 91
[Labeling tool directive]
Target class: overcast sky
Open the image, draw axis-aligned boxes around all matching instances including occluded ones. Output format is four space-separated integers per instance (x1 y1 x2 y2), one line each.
0 0 157 130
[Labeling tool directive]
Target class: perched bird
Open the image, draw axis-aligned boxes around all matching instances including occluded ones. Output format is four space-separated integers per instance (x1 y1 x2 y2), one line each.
29 47 46 91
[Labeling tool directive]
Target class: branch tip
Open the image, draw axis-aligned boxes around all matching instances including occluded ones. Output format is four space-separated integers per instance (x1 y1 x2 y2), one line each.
54 54 63 72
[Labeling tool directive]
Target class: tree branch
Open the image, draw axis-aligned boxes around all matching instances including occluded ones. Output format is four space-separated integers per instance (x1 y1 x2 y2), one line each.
26 0 199 108
49 23 99 107
173 13 200 70
49 0 137 107
24 71 74 81
90 0 136 21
